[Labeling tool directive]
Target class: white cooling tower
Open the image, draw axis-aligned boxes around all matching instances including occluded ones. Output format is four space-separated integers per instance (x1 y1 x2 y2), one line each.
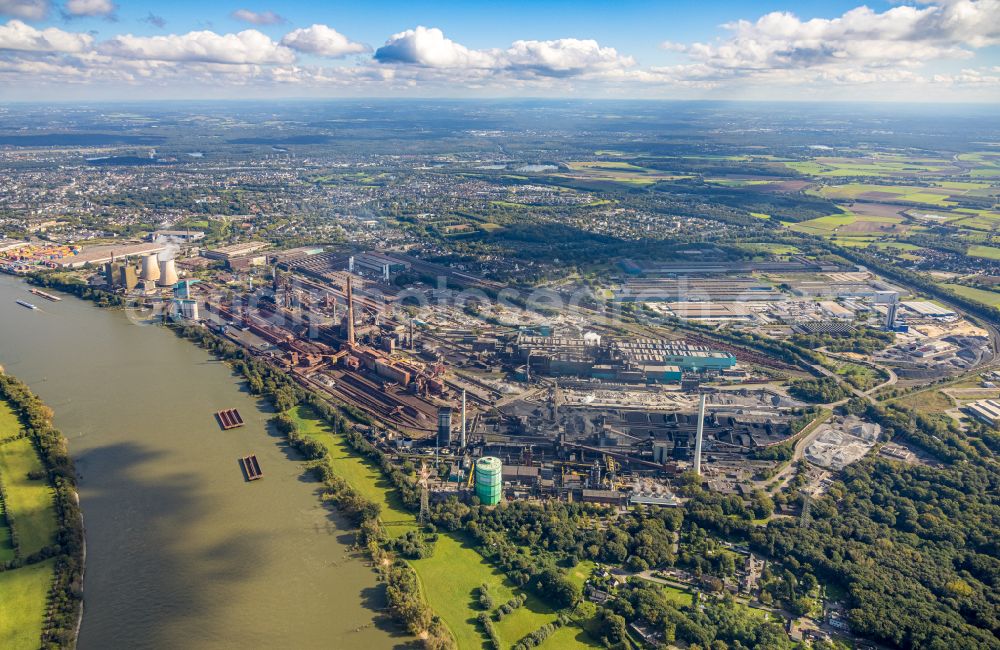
157 259 179 287
140 254 160 282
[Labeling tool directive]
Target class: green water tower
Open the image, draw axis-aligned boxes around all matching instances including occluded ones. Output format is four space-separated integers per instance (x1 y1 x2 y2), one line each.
474 456 503 506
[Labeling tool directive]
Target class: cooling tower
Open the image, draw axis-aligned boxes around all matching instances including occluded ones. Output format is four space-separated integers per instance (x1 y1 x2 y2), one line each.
157 259 179 287
140 254 160 282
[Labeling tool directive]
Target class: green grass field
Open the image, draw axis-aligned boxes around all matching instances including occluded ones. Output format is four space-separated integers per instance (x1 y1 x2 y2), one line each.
968 244 1000 260
735 242 801 255
941 283 1000 307
289 407 596 648
0 401 21 443
813 183 956 205
566 560 596 590
891 390 954 414
0 557 55 649
289 406 417 534
0 438 57 556
411 535 597 649
660 584 695 607
0 496 16 564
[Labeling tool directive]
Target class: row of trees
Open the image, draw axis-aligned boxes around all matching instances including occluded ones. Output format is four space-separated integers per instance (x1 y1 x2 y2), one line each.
0 373 84 648
27 273 125 309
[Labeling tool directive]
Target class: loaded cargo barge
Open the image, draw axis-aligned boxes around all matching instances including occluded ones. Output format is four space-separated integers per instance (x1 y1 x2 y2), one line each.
28 288 61 302
16 299 37 310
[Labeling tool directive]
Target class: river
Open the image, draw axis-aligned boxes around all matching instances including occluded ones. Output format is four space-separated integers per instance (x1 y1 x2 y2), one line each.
0 275 406 649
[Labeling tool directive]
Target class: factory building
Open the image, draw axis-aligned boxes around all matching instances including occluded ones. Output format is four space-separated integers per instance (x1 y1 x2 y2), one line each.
612 339 737 372
202 241 269 262
901 301 958 320
349 252 411 280
508 332 734 382
964 399 1000 427
150 230 205 242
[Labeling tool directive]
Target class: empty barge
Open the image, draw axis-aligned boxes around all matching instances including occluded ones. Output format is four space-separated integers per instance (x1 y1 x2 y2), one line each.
240 454 263 480
216 408 245 430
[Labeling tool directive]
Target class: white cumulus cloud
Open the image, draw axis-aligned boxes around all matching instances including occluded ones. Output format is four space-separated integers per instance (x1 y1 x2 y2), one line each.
100 28 294 64
374 26 633 78
375 26 495 68
0 19 92 52
281 24 368 58
670 0 1000 85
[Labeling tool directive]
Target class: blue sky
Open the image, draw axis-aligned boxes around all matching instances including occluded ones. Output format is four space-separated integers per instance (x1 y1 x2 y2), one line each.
1 0 998 101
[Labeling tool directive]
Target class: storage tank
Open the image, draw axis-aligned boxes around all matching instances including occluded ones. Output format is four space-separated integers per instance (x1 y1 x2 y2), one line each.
140 254 160 282
157 258 179 287
474 456 502 506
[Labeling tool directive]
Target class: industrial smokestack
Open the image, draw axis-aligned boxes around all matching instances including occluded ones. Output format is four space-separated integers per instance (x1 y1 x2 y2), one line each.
694 393 706 476
346 276 355 346
140 254 160 282
157 258 179 287
460 389 467 448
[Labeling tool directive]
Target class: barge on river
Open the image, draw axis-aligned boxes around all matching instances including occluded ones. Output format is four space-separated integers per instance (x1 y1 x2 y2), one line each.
28 288 61 302
240 454 263 481
216 408 245 430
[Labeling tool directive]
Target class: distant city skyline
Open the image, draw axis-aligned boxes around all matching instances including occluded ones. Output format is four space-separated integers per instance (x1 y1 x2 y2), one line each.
1 0 998 101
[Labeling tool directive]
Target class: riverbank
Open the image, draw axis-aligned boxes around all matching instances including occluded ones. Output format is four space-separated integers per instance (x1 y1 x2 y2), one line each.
0 371 84 649
290 405 600 649
0 273 403 649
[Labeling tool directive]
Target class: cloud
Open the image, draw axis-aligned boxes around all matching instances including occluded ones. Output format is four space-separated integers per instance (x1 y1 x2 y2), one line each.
140 12 165 29
64 0 114 17
0 0 48 20
667 0 1000 85
374 26 633 78
0 19 92 52
281 24 369 58
231 9 284 26
375 26 494 68
100 28 294 64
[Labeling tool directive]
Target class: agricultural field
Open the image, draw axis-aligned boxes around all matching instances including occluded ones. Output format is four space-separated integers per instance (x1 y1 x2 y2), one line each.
968 244 1000 260
812 183 958 205
958 151 1000 178
787 211 908 238
557 161 692 186
948 209 1000 231
786 155 958 178
0 558 56 650
0 437 57 556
